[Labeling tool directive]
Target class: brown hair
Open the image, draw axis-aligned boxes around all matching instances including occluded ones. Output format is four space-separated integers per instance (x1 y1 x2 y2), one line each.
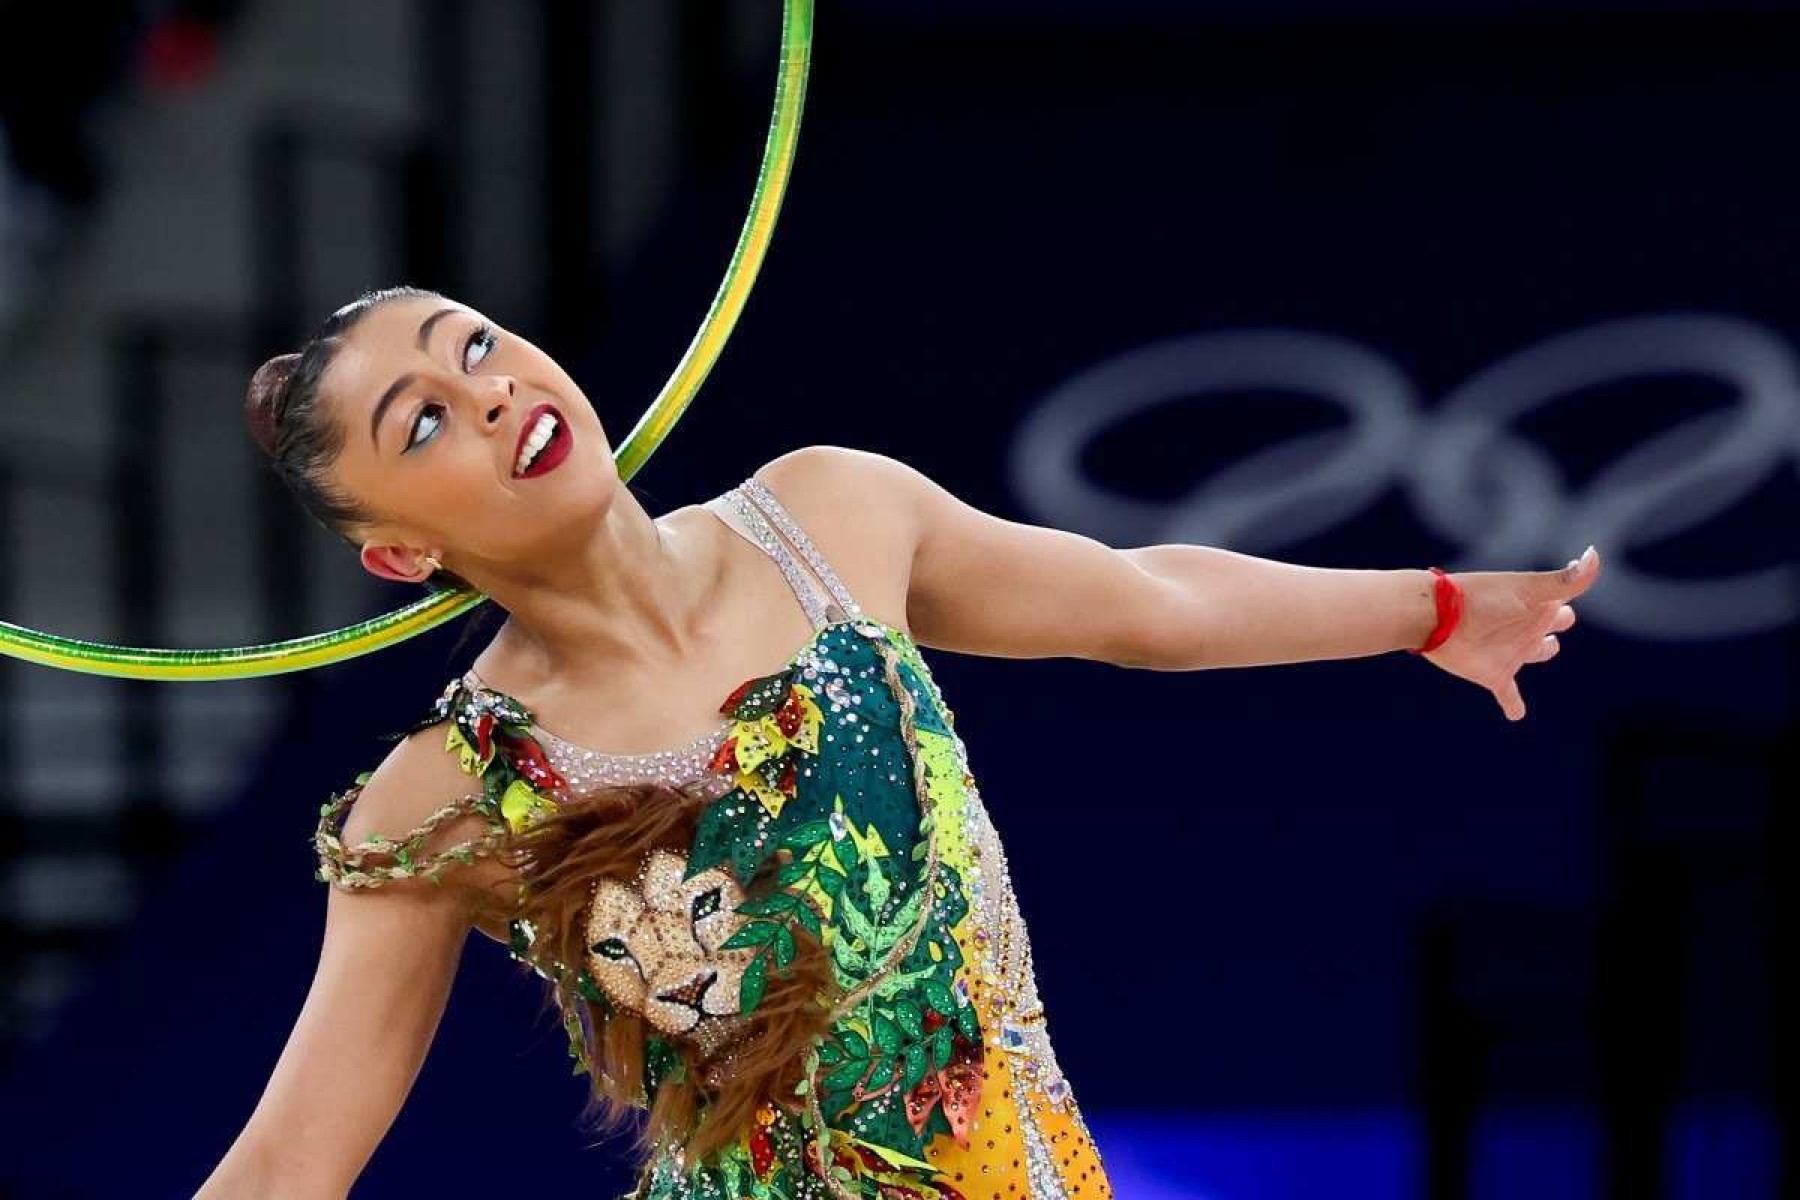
244 285 471 592
494 784 836 1165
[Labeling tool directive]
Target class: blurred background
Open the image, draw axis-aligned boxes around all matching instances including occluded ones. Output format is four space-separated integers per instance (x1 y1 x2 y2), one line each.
0 0 1794 1196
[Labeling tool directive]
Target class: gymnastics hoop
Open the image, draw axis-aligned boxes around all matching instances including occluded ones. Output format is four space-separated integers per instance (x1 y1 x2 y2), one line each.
0 0 813 682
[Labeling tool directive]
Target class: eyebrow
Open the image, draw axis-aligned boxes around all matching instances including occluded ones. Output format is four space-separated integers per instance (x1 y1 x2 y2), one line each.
369 306 461 449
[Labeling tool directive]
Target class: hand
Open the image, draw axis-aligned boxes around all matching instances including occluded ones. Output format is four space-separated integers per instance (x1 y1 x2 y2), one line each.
1423 546 1602 722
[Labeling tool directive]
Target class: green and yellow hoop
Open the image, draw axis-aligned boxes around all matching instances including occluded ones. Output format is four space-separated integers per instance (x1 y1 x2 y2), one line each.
0 0 812 682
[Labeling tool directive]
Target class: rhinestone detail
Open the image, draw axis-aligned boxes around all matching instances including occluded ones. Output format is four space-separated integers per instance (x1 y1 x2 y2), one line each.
899 639 1094 1195
461 666 731 796
448 482 1104 1193
724 488 829 630
740 477 863 622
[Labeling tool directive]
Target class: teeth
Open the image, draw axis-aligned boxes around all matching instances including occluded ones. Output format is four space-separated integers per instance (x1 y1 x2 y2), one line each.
514 413 560 474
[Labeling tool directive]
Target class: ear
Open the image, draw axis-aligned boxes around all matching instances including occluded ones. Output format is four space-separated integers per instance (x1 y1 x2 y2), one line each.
360 541 436 585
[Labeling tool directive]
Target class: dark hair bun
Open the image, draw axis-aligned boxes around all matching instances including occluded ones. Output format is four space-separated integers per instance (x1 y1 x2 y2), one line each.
245 353 299 458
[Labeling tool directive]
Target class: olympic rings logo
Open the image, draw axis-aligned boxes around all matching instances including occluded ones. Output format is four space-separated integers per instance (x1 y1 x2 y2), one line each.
1008 314 1800 642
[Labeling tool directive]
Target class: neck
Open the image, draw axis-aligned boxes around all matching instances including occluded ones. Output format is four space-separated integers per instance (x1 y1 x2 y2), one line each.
466 486 721 683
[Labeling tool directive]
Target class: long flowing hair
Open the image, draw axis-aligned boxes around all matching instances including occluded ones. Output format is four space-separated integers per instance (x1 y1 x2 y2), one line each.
484 783 836 1164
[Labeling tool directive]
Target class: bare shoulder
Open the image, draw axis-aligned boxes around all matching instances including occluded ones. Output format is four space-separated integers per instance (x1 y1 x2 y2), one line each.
333 722 519 930
754 442 899 479
751 446 933 626
750 445 947 554
340 722 485 849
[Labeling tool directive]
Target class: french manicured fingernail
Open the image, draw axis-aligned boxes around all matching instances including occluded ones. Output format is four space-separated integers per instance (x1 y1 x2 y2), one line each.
1582 545 1596 565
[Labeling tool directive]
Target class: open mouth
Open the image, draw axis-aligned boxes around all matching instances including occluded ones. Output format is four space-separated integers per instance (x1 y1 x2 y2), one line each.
513 404 572 478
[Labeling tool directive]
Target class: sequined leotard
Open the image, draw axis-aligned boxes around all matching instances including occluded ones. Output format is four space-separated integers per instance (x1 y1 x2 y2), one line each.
315 478 1112 1199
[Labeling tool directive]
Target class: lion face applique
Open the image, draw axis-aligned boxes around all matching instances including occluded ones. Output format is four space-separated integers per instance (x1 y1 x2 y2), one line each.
583 849 758 1052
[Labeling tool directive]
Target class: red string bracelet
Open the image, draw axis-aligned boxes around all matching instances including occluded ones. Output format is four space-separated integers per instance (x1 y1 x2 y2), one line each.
1408 567 1463 655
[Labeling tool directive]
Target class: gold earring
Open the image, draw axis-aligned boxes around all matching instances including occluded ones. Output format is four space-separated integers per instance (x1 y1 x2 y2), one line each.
420 555 443 576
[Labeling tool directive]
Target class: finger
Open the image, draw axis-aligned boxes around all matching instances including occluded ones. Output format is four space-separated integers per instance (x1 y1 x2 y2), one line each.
1549 604 1577 634
1550 545 1602 601
1496 677 1526 721
1528 633 1561 664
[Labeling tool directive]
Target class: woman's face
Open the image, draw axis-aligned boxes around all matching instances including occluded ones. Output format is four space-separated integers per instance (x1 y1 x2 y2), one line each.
320 294 619 583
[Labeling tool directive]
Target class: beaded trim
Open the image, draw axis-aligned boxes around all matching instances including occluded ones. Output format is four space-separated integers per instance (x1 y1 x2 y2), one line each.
722 486 830 631
539 727 733 796
739 477 863 622
462 666 732 796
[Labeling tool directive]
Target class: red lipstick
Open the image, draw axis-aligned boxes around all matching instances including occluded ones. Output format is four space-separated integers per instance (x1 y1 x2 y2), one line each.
513 403 572 479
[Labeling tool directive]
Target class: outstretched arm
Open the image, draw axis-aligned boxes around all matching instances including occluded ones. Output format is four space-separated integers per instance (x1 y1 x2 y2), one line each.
196 732 508 1198
761 447 1601 722
196 877 468 1198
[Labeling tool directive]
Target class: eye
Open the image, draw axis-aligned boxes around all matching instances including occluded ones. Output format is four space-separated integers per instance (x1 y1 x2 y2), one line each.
690 887 722 922
405 402 445 451
589 936 631 961
463 323 497 372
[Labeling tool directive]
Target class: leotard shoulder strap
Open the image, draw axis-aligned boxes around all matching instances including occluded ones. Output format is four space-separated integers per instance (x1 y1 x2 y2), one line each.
705 476 864 632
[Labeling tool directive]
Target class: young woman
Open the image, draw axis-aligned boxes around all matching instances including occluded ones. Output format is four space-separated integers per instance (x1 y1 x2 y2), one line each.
197 286 1600 1199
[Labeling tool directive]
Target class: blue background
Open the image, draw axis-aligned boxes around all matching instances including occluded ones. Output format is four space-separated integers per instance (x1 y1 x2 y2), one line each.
1 2 1795 1196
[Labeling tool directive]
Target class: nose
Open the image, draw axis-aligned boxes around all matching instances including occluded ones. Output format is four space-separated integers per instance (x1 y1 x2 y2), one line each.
481 373 516 427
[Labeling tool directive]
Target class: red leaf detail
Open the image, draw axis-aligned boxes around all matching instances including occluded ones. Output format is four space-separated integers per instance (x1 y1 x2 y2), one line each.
497 732 567 794
777 759 797 796
775 693 805 737
719 677 759 715
708 736 739 774
750 1127 774 1178
937 1059 984 1149
904 1071 942 1138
